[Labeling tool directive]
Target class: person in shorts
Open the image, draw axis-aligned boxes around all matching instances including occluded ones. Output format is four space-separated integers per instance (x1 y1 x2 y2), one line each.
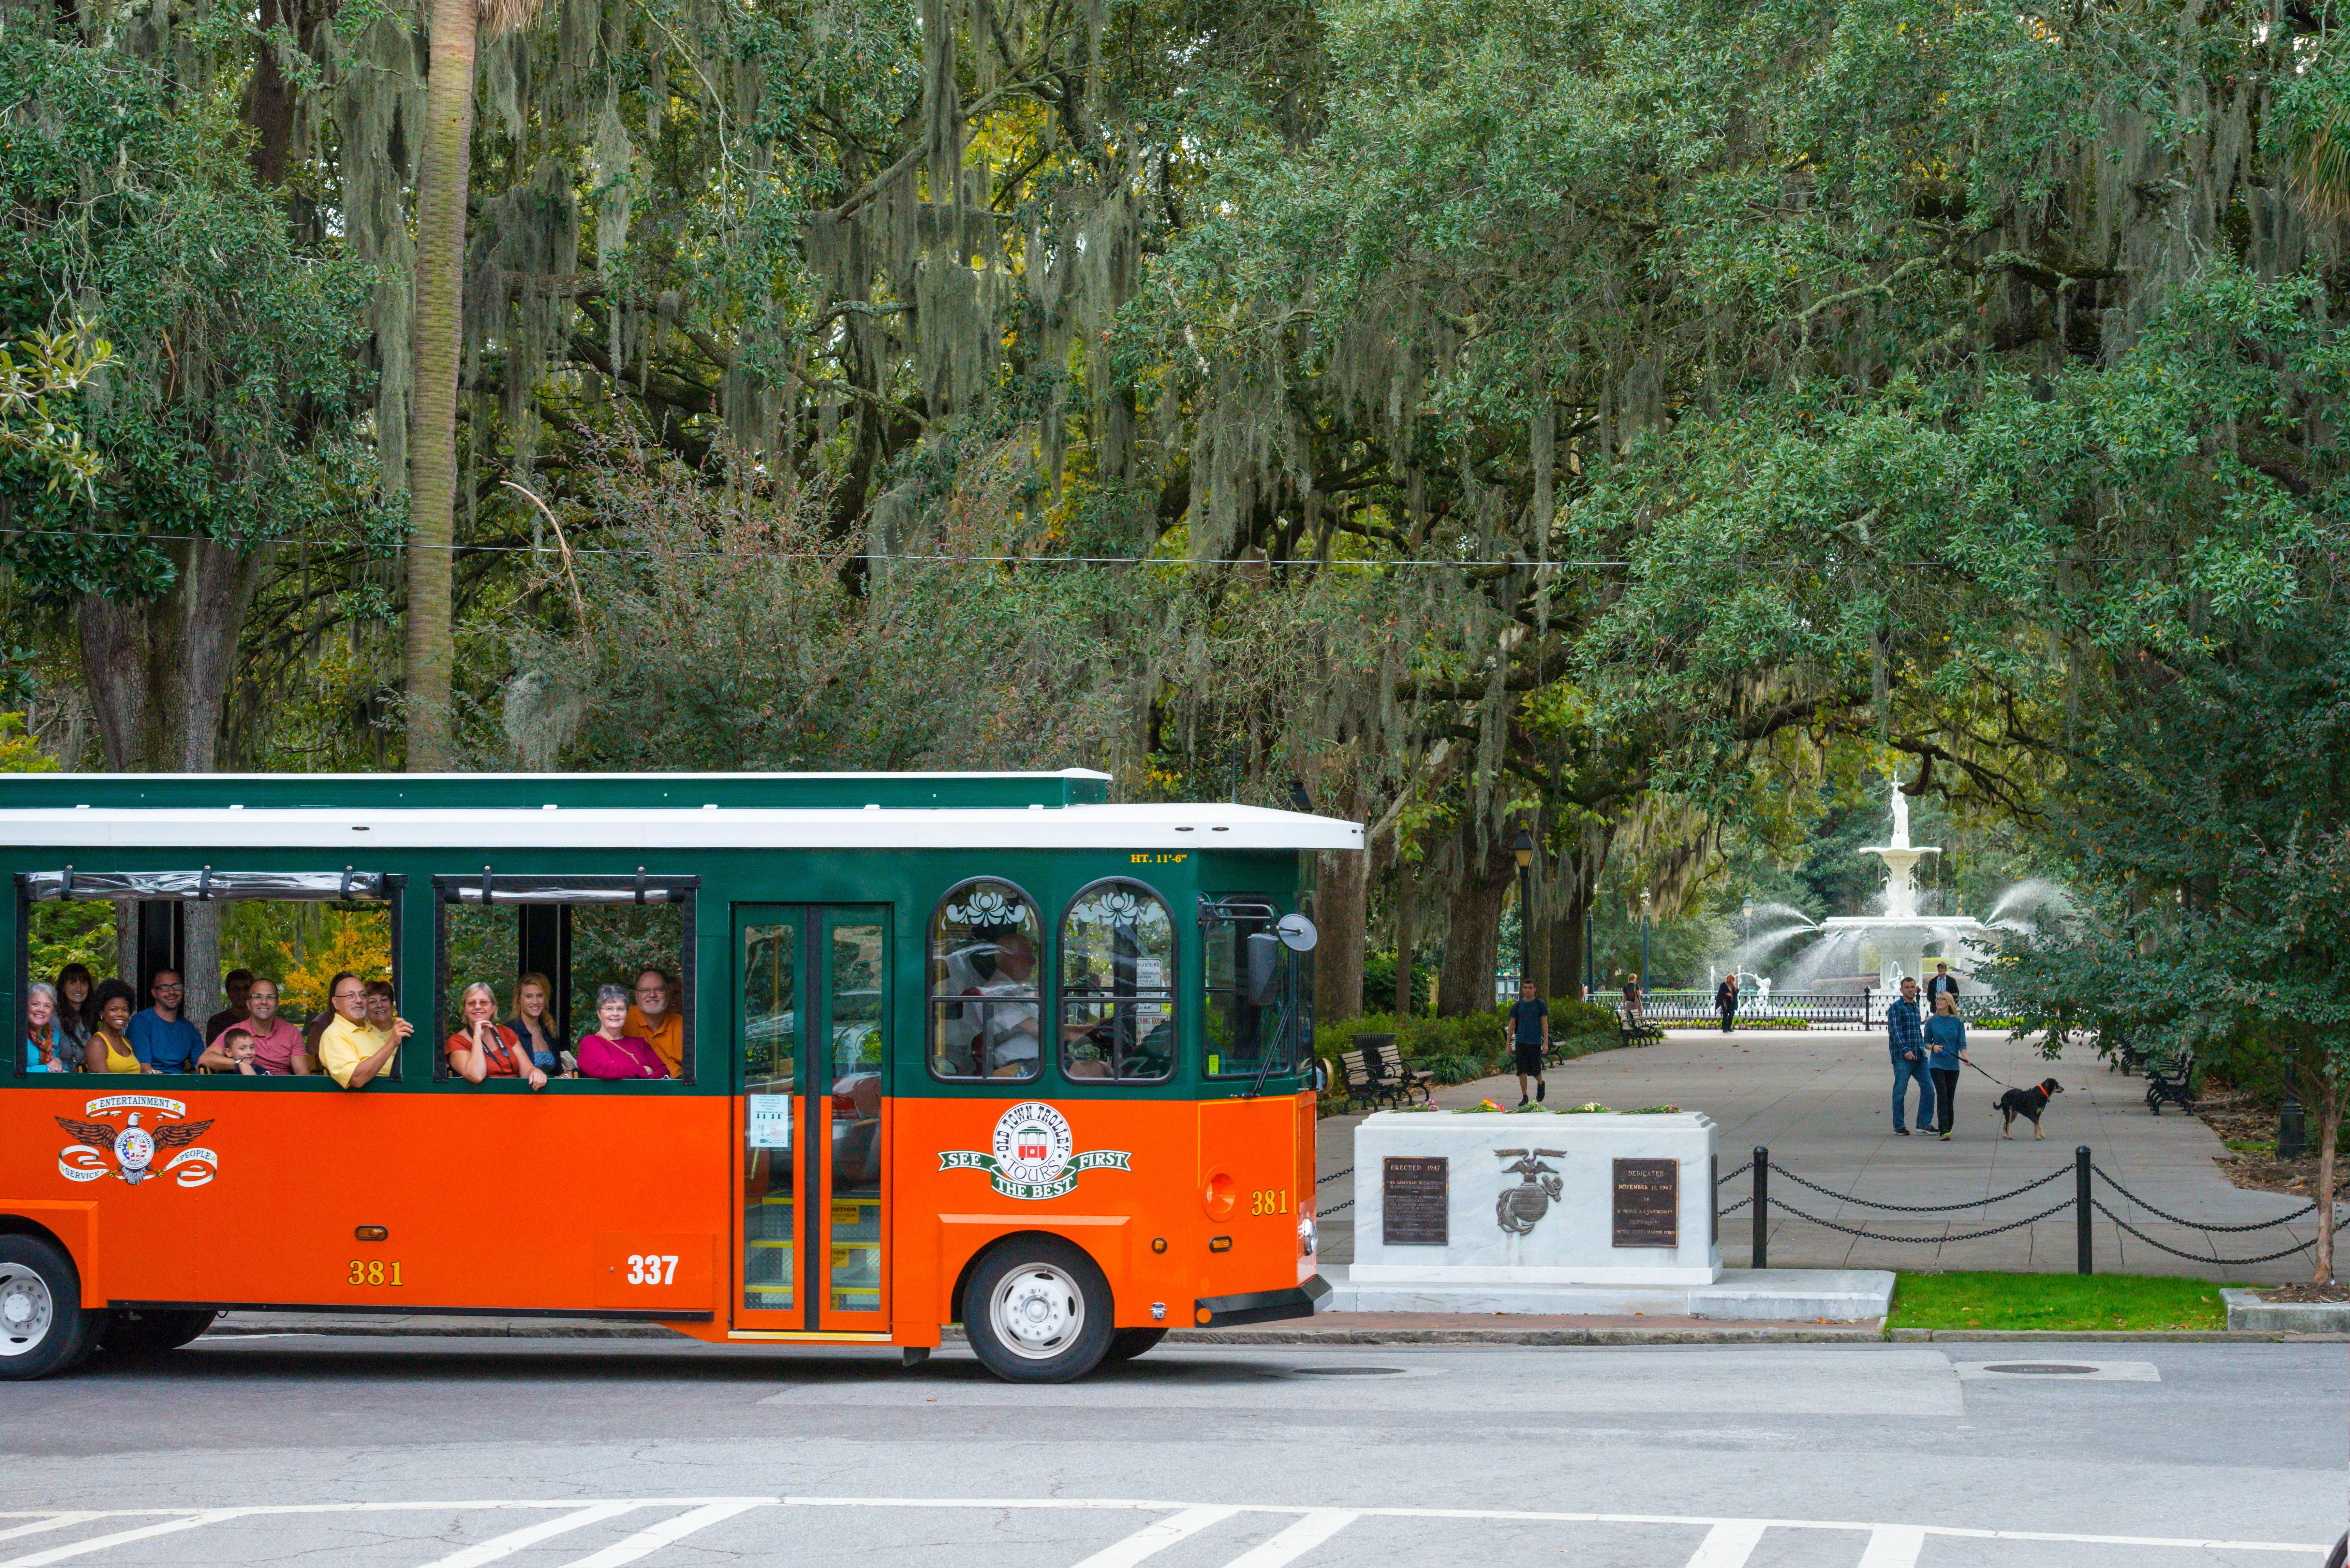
1509 979 1550 1106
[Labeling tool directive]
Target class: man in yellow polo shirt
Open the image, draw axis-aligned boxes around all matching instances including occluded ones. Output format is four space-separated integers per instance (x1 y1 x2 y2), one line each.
625 968 685 1079
318 971 415 1089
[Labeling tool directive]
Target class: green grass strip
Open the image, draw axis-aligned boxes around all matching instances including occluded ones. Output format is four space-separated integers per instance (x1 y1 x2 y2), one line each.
1886 1271 2227 1332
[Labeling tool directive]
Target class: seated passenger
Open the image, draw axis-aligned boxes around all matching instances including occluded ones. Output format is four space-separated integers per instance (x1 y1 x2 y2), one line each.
625 968 685 1078
52 965 94 1059
447 982 547 1090
23 982 67 1074
577 984 668 1080
318 971 413 1090
227 978 307 1076
127 968 203 1073
85 980 143 1074
508 971 562 1076
362 979 400 1036
979 929 1043 1078
199 1027 259 1075
203 968 254 1044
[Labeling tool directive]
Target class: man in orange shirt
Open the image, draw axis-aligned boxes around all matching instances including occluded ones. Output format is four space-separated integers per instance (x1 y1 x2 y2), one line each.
626 968 685 1079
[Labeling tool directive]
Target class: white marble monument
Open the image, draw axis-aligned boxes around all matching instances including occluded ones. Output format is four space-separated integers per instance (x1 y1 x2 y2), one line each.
1348 1109 1722 1291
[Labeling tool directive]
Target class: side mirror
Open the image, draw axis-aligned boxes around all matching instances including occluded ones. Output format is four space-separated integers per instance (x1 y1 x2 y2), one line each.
1276 912 1318 952
1246 931 1281 1006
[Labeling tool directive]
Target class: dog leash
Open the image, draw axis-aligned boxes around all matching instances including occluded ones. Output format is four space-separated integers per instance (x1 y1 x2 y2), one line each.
1964 1058 2017 1091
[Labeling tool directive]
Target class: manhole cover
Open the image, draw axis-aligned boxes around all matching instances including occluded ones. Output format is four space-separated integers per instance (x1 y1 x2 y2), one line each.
1983 1363 2097 1375
1289 1366 1404 1377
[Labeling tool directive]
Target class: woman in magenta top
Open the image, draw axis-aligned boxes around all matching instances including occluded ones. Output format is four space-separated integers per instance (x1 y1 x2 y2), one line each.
576 983 668 1080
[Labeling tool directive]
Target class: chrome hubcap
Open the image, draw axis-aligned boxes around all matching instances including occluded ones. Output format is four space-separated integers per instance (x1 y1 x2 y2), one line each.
0 1269 55 1356
991 1264 1083 1359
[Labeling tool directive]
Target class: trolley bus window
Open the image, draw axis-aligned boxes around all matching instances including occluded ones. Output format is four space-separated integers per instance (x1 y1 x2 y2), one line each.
928 879 1042 1081
430 874 697 1083
1201 902 1310 1079
1059 879 1175 1081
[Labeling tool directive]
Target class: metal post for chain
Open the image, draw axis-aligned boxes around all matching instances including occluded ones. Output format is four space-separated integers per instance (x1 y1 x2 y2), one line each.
2075 1145 2092 1276
1752 1146 1769 1270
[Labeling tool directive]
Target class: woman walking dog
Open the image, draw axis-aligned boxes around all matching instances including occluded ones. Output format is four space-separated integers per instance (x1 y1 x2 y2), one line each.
1924 991 1969 1140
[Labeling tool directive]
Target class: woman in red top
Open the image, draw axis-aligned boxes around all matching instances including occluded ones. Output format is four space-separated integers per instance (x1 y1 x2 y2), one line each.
577 984 667 1080
448 982 548 1090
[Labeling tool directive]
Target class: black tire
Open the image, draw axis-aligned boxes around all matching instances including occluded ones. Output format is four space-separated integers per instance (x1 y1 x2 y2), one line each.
1105 1327 1167 1363
0 1235 97 1380
962 1235 1115 1384
99 1308 218 1357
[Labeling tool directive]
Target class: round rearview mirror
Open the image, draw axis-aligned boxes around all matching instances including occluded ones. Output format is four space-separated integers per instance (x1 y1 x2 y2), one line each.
1276 912 1318 952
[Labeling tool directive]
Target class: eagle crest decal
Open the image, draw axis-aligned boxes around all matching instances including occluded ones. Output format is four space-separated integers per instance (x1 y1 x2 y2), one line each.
55 1096 219 1187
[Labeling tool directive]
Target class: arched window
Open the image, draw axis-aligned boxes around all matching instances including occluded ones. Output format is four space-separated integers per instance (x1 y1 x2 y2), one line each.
1059 880 1176 1082
928 879 1042 1081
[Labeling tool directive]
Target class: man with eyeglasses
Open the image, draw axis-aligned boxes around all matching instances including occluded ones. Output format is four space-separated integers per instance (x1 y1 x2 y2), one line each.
625 969 685 1079
318 971 414 1090
127 969 204 1074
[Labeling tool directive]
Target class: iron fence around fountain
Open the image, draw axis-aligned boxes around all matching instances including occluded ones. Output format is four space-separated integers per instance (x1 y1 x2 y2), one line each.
1635 990 2009 1030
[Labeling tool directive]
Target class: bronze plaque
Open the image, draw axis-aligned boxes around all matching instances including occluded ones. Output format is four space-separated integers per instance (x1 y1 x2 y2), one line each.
1613 1157 1679 1249
1382 1155 1450 1247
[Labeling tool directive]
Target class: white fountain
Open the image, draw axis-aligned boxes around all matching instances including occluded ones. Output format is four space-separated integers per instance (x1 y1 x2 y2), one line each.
1715 779 2069 997
1814 780 1978 990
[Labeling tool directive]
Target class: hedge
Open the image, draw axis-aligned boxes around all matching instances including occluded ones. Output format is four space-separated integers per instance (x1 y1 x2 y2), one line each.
1315 1001 1621 1101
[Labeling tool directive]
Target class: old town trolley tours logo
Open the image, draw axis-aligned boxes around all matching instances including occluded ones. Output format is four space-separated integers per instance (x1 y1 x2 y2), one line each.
939 1101 1131 1200
55 1095 218 1187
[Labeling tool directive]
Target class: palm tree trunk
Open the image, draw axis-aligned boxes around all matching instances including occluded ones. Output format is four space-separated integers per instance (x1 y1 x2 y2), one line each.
2315 1067 2341 1284
403 0 479 772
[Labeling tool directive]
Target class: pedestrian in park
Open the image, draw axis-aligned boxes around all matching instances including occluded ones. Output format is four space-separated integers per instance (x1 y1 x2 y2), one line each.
1924 991 1969 1140
1509 979 1549 1106
1885 976 1933 1136
1923 961 1960 1010
1715 972 1739 1034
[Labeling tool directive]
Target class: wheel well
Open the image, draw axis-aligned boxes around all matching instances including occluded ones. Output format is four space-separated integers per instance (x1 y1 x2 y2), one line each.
946 1230 1113 1326
0 1215 67 1253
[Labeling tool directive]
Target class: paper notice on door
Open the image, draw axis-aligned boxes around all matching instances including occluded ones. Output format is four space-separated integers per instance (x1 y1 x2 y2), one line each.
748 1094 791 1149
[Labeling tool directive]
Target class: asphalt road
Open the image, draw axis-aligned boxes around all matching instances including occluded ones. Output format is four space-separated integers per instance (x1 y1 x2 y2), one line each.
0 1335 2342 1567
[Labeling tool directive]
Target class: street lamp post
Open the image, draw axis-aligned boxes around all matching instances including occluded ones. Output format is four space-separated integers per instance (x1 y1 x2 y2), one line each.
1512 828 1535 997
1639 890 1651 996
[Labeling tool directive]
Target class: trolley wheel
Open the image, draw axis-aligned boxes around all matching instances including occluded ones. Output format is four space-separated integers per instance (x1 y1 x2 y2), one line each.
962 1236 1114 1384
1105 1327 1168 1363
99 1308 218 1357
0 1235 97 1380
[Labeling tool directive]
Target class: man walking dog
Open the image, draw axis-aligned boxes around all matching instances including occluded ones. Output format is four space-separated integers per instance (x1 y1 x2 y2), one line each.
1886 976 1934 1136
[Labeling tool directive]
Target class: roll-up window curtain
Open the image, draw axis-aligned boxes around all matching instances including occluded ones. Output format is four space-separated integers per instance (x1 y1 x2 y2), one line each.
431 872 699 906
19 869 390 902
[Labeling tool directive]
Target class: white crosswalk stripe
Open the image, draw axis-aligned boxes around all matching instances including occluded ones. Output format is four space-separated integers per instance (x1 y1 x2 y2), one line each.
1683 1520 1767 1568
1065 1507 1242 1568
1214 1509 1358 1568
552 1501 767 1568
413 1502 646 1568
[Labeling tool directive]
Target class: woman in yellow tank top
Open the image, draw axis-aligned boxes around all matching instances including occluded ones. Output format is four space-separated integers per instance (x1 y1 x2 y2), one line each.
86 983 142 1074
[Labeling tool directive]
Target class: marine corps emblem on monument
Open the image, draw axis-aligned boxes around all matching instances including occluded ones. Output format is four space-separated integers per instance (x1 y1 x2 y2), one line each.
1494 1148 1564 1235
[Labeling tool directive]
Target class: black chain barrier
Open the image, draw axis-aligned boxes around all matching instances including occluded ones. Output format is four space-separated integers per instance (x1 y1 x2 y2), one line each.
2090 1199 2347 1268
1773 1162 2070 1214
1716 1160 1752 1187
1718 1195 1752 1214
1320 1199 1354 1217
1317 1166 1352 1187
1766 1193 2078 1246
2092 1165 2315 1233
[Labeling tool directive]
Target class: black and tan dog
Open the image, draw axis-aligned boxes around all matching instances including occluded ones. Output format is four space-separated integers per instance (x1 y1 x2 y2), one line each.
1995 1078 2064 1139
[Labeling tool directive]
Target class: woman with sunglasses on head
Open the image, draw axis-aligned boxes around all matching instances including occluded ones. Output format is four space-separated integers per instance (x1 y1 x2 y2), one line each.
448 981 547 1090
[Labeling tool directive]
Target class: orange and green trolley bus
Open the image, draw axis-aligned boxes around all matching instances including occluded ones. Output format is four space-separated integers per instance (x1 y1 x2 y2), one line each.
0 770 1353 1381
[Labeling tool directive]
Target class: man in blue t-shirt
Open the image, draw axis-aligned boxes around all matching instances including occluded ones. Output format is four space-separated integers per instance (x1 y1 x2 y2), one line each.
1509 980 1550 1107
127 969 204 1073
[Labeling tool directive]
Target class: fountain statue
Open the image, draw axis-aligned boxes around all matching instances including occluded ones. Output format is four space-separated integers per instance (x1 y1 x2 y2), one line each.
1858 778 1939 922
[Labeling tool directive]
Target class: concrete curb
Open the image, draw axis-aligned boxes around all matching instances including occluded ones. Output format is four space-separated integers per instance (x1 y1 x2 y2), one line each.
2221 1289 2350 1334
201 1319 1896 1348
1885 1327 2346 1342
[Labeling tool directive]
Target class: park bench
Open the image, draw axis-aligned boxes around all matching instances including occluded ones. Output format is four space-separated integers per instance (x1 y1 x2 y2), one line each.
1618 1006 1664 1048
2144 1048 2197 1115
2104 1033 2146 1075
1356 1035 1433 1105
1334 1046 1395 1108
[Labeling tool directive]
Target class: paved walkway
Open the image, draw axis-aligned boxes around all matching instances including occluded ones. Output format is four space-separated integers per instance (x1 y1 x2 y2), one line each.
1314 1029 2330 1281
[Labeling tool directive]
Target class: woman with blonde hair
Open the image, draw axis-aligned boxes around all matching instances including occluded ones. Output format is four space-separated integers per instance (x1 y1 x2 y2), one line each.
23 982 67 1073
448 981 546 1089
508 971 563 1077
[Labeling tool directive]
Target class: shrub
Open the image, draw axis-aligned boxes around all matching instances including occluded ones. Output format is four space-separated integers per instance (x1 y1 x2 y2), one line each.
1313 1003 1623 1106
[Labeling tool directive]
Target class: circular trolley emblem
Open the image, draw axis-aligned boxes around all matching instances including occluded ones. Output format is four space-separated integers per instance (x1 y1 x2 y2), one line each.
940 1101 1132 1201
